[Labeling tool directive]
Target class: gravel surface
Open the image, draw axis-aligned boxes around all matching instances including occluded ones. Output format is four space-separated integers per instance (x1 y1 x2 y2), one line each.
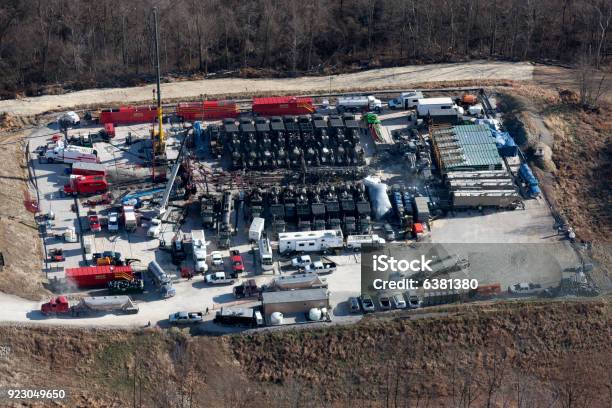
0 61 533 116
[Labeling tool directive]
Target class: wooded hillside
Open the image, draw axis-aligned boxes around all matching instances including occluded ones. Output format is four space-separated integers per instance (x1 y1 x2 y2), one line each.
0 0 609 97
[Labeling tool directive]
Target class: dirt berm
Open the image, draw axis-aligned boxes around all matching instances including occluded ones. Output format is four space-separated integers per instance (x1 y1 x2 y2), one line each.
0 300 609 407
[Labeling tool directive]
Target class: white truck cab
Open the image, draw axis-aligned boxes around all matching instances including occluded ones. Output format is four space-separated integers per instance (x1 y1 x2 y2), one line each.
291 255 312 268
388 91 424 110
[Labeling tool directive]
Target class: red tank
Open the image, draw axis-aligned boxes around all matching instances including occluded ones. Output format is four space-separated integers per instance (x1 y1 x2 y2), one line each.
99 105 158 124
252 96 315 116
176 100 239 121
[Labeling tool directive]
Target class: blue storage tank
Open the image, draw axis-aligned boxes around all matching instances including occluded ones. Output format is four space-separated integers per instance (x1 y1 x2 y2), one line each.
391 191 404 213
519 163 540 197
528 184 541 197
193 121 204 150
402 192 412 212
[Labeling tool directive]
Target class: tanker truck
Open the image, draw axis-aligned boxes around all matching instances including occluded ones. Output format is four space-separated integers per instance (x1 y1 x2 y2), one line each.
40 295 139 316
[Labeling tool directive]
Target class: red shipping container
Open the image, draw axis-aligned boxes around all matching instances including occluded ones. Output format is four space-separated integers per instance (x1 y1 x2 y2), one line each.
252 96 315 116
66 265 133 288
99 105 158 124
176 100 239 121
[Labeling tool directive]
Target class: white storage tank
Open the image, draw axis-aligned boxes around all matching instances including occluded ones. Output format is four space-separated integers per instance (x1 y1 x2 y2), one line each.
270 312 284 325
308 308 322 321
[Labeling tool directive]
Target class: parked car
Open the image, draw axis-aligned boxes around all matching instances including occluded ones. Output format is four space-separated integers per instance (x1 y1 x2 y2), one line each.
205 272 235 285
88 211 101 232
147 218 161 238
392 294 407 309
383 223 396 241
107 212 119 232
168 311 203 325
406 293 423 309
211 251 224 268
359 294 375 313
379 295 391 310
348 297 361 313
230 250 245 277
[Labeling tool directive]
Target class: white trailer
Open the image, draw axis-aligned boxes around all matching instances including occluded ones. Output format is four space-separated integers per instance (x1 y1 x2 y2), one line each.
346 234 386 251
388 91 424 110
278 229 344 254
122 205 137 232
43 142 98 164
249 217 265 242
337 95 382 113
258 235 274 271
73 296 138 314
416 97 464 118
191 230 208 273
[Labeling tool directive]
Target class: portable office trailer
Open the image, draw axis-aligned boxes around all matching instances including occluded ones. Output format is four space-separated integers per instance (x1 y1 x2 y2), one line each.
148 261 176 298
447 179 516 191
345 234 385 250
262 288 329 316
416 97 463 118
452 190 521 208
278 229 344 254
249 217 265 242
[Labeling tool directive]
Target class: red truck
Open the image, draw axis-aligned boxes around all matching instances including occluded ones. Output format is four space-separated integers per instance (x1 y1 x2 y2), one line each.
252 96 315 116
63 175 108 196
230 250 245 278
66 265 133 288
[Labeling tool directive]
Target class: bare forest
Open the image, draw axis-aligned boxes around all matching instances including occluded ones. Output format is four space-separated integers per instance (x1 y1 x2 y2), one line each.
0 0 610 98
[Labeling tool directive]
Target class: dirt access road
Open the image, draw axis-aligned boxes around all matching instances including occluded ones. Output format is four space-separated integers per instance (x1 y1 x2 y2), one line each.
0 61 533 116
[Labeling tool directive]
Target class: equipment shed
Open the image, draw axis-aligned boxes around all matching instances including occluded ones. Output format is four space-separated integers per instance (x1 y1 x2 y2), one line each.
262 288 329 316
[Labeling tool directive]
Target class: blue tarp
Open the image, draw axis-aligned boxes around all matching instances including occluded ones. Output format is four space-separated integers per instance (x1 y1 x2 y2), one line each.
491 130 518 157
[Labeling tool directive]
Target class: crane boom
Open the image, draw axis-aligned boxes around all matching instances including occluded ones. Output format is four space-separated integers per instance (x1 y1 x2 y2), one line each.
152 7 164 155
